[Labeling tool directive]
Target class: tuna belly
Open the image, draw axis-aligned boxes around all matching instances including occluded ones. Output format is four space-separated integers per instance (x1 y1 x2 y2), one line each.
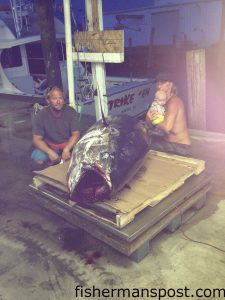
71 169 111 205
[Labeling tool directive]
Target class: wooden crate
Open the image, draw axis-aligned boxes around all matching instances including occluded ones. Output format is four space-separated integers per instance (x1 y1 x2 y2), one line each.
30 172 211 262
33 150 205 228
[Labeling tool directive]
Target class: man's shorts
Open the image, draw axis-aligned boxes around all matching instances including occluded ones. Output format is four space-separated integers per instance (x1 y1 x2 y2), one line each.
150 137 192 157
31 148 62 162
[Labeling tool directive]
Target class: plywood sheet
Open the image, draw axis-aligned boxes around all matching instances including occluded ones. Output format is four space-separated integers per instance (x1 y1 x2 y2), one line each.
107 151 204 213
34 161 69 191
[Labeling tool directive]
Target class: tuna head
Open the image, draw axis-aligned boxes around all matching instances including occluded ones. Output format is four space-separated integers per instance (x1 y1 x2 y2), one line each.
67 115 151 205
67 123 117 205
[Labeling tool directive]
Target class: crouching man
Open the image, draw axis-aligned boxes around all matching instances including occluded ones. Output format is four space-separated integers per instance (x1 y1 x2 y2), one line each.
31 86 80 170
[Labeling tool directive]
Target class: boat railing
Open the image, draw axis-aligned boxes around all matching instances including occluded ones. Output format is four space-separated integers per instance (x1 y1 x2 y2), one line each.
9 0 33 37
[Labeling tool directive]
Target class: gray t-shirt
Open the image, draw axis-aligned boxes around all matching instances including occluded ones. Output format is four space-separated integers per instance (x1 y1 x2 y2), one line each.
33 105 80 144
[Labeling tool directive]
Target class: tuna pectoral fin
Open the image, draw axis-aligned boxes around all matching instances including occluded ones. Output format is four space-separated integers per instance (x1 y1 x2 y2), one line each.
113 153 148 195
71 169 110 205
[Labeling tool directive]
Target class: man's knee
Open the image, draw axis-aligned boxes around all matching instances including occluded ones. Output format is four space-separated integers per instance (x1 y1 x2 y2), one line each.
30 149 49 171
176 145 192 157
31 148 49 162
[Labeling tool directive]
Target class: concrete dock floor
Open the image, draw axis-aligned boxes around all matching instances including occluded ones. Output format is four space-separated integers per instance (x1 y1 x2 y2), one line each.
0 99 224 300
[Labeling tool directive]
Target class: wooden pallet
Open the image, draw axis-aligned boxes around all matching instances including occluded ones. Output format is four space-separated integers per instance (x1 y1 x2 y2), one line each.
130 188 209 262
33 150 205 228
29 172 212 262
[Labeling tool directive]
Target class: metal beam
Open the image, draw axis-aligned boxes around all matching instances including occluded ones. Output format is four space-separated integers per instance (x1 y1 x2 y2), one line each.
63 0 75 108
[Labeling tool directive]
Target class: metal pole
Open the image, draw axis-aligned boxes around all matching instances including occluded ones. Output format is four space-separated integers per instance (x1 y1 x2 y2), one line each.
63 0 75 108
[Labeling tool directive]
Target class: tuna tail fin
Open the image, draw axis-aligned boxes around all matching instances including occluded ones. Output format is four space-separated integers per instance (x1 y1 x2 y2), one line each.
139 120 164 137
148 126 164 137
137 120 164 149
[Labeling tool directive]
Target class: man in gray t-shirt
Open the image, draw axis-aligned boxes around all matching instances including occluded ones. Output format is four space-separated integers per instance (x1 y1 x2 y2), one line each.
31 86 80 170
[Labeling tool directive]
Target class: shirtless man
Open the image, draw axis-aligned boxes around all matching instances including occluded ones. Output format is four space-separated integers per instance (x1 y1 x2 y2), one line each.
146 73 191 156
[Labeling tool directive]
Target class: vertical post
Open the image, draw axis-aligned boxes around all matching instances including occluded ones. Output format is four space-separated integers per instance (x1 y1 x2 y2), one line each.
85 0 108 121
34 0 62 87
147 27 155 74
128 37 133 81
171 34 177 72
63 0 75 108
218 0 225 96
20 45 29 75
186 49 206 130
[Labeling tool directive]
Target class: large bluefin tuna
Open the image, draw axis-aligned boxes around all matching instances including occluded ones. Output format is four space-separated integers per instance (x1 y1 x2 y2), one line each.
67 115 151 205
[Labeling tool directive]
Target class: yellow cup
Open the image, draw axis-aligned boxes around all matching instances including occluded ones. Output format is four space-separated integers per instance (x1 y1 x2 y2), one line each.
152 115 164 125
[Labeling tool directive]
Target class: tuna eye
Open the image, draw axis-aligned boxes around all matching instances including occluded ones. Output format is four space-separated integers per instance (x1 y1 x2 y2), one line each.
101 152 110 159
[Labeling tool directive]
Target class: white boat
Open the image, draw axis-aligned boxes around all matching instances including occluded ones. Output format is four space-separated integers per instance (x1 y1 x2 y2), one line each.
0 1 65 97
0 1 155 118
